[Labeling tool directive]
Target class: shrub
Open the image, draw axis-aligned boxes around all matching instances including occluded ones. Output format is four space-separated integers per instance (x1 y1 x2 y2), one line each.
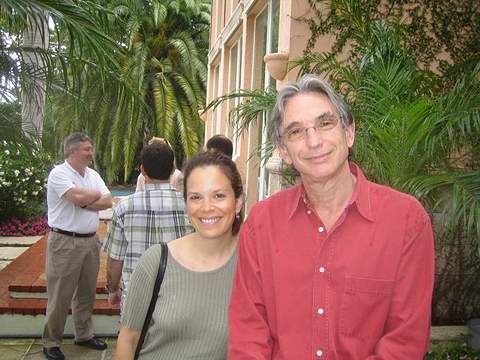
0 140 52 221
425 337 480 359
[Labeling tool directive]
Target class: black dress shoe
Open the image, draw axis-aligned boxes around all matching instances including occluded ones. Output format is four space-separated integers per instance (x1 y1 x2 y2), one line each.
74 336 107 350
43 347 65 360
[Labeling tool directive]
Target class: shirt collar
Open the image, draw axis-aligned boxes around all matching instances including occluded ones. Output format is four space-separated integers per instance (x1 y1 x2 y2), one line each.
144 182 176 191
287 163 374 222
64 160 90 178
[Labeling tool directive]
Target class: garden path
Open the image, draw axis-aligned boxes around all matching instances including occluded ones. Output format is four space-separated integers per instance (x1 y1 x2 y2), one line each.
0 235 42 270
0 206 112 269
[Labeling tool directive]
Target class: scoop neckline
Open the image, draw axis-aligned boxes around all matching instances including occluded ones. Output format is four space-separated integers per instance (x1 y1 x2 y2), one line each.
167 247 237 274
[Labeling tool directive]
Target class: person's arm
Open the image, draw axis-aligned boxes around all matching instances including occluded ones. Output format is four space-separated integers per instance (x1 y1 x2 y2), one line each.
103 205 127 306
115 245 161 359
228 219 273 359
366 202 435 360
85 193 113 210
63 186 102 207
106 256 123 306
114 325 140 360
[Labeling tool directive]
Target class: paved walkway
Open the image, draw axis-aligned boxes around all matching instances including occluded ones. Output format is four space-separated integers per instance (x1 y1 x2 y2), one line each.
0 206 120 358
0 337 116 359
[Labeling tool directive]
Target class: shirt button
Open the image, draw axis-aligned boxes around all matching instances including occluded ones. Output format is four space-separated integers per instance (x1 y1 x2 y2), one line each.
316 349 323 357
318 226 325 233
317 308 324 315
319 266 326 273
307 210 312 214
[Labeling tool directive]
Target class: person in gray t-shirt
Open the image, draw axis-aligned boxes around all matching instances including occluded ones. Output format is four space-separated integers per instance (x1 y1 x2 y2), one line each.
114 151 244 360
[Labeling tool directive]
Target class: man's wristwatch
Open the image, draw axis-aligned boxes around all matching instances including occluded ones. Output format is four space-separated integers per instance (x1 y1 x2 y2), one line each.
105 284 119 294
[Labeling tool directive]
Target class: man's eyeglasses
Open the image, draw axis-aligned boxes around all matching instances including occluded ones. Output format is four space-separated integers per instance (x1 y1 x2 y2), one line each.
282 114 339 142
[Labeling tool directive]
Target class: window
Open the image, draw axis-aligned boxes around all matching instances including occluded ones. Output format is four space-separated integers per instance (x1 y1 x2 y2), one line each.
227 37 243 158
252 0 280 201
212 64 220 135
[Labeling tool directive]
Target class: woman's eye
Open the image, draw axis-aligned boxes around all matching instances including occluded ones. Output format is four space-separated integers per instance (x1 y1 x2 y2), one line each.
215 193 226 199
189 195 200 201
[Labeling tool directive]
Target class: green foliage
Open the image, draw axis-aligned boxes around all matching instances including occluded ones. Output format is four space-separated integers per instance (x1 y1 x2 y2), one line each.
49 0 210 182
206 87 278 140
425 337 480 359
0 0 122 104
303 0 480 87
0 140 52 221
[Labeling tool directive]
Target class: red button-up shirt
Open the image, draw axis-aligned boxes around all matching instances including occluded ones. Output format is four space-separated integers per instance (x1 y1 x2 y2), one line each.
228 164 435 360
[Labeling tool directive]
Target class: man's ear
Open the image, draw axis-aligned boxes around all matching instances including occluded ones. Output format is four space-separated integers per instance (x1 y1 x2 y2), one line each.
345 120 355 149
278 144 293 165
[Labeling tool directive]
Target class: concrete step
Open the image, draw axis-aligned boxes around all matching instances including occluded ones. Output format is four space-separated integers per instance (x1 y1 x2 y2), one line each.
0 225 119 337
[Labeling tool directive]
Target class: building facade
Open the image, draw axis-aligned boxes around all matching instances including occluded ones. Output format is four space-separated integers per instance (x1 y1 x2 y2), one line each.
205 0 331 211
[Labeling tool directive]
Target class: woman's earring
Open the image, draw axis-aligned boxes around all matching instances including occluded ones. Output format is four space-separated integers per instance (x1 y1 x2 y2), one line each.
235 213 240 220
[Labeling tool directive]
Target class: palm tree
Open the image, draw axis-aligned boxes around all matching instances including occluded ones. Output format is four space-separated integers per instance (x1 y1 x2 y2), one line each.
0 0 122 143
50 0 210 182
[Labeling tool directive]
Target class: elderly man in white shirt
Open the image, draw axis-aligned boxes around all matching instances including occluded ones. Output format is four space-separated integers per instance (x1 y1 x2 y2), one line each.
42 133 113 360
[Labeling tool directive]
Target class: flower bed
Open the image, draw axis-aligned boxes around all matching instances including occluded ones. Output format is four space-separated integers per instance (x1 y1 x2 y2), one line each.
0 216 48 236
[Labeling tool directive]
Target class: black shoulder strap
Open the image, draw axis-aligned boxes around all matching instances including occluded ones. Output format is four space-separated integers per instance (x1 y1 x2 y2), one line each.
134 242 168 359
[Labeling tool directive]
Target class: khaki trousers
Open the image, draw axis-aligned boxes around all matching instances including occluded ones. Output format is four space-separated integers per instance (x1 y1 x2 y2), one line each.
42 231 100 348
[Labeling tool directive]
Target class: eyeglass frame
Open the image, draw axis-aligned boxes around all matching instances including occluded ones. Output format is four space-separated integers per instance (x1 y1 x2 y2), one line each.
281 112 343 142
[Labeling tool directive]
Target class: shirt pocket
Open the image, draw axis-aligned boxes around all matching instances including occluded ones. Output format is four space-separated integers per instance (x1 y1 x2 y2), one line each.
340 276 394 340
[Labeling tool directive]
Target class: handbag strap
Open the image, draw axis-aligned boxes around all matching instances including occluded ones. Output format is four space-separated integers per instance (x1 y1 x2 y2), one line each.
134 242 168 359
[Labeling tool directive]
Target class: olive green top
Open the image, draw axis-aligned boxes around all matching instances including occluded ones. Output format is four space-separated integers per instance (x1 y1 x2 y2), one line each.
121 243 237 360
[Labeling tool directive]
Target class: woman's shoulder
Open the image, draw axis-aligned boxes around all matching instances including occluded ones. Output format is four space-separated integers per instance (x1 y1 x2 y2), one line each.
137 243 168 273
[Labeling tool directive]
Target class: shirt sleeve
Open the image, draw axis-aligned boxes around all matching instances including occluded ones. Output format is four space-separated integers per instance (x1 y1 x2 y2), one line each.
102 204 127 260
121 245 162 331
367 201 435 360
48 167 75 198
228 217 273 359
93 170 110 195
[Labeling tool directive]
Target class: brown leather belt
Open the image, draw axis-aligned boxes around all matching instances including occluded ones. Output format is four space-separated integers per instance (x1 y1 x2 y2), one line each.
50 227 96 238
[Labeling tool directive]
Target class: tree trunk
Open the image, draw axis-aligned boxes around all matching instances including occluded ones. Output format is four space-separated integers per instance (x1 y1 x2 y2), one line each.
21 13 49 141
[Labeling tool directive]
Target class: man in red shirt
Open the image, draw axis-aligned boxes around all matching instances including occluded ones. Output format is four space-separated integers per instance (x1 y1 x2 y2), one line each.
228 75 435 359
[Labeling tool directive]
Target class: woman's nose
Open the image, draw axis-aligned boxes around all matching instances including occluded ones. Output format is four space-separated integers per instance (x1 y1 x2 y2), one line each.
200 198 214 211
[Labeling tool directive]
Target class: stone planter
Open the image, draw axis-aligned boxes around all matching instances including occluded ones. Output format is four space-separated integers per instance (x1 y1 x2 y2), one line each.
467 318 480 351
263 52 289 81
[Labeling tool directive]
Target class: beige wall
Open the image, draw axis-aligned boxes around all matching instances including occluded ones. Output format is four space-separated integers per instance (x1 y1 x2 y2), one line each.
205 0 333 211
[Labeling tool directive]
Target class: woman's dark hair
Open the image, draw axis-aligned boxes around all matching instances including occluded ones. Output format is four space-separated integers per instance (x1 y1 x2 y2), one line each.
206 134 233 158
183 151 244 235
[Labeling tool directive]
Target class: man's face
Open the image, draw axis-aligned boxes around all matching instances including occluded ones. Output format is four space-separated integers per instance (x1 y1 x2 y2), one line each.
70 141 94 167
278 92 355 183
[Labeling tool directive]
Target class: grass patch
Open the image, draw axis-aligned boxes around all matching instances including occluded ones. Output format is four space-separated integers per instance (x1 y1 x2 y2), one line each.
426 336 480 359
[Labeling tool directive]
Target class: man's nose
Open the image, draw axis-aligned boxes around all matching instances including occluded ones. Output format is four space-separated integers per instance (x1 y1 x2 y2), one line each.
305 127 321 147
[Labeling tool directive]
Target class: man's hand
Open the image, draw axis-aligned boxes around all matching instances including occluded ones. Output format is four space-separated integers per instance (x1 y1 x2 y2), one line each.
108 289 122 308
106 256 123 308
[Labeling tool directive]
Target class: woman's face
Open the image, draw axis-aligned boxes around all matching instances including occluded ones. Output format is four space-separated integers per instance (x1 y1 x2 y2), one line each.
185 165 242 242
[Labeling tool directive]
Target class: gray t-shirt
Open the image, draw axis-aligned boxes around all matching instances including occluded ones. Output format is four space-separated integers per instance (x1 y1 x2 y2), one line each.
121 243 237 360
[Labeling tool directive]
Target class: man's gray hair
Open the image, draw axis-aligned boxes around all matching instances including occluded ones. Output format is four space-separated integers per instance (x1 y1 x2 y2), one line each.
63 133 93 157
270 74 354 146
